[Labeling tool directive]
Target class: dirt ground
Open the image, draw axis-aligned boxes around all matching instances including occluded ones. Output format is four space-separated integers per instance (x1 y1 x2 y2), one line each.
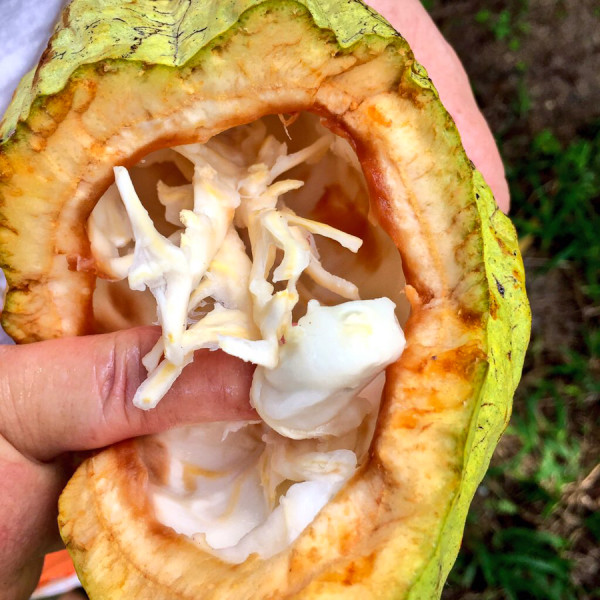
430 0 600 149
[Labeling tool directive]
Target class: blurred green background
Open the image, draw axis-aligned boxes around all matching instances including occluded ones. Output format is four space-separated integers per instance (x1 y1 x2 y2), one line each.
422 1 599 598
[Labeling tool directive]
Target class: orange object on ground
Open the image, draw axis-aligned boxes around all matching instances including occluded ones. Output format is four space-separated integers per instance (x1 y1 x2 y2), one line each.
32 550 80 599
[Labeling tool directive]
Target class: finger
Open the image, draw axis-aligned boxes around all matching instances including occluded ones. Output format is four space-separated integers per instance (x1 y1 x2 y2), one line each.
0 327 255 462
368 0 510 212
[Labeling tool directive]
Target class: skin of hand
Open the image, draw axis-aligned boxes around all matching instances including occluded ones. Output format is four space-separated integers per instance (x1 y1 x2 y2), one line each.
0 2 508 599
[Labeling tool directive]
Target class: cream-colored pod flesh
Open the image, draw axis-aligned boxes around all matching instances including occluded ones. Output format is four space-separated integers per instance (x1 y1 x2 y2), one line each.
0 1 530 599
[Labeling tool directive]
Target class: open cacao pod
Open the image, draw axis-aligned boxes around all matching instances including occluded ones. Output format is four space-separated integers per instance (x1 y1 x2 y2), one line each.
0 1 530 598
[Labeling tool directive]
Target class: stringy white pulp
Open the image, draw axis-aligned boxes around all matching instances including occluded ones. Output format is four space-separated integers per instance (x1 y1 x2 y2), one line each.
88 121 405 563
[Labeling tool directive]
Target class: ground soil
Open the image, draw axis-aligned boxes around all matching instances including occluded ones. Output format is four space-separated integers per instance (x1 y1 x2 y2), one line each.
430 0 600 154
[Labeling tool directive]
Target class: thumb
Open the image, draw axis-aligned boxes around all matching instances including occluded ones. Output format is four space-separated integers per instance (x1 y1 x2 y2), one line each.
0 326 255 462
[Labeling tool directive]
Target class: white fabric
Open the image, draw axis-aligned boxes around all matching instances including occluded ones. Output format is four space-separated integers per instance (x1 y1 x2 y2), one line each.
0 270 12 344
0 0 69 116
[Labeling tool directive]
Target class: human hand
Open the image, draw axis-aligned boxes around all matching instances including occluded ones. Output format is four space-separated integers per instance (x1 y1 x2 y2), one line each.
0 328 254 600
368 0 510 213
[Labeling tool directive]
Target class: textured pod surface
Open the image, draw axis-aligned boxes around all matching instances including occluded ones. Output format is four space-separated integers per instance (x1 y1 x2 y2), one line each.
0 1 530 598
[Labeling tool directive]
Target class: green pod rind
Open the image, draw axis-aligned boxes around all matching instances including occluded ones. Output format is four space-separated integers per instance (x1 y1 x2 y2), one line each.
1 0 398 142
405 173 530 598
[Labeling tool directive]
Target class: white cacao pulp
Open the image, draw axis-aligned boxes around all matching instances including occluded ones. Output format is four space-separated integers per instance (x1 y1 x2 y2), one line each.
88 120 405 563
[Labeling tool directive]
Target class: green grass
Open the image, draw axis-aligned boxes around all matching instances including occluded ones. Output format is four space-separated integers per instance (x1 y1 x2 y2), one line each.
510 126 600 302
475 4 530 51
504 389 581 498
451 527 574 600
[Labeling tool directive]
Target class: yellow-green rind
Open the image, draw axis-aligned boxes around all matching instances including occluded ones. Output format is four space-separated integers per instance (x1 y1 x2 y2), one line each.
405 173 530 599
0 0 397 143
